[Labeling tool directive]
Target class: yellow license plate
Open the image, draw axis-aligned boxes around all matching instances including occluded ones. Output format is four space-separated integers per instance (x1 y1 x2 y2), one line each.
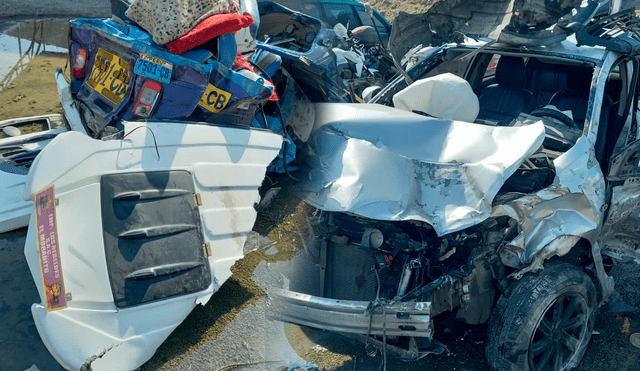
198 83 232 113
86 48 131 105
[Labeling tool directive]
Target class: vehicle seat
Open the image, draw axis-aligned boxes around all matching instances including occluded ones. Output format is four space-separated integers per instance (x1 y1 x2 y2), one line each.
548 69 614 166
526 58 570 108
336 11 351 28
547 68 595 129
477 56 535 124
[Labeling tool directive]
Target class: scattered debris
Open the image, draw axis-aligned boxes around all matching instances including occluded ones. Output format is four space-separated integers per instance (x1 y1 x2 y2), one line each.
216 360 282 371
312 344 329 353
243 231 277 254
622 317 631 334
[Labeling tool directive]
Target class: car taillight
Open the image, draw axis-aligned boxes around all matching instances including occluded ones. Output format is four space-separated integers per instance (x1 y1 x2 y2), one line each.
72 48 88 79
132 80 162 118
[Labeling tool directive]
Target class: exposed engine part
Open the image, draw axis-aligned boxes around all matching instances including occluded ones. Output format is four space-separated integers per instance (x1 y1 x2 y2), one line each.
313 212 511 323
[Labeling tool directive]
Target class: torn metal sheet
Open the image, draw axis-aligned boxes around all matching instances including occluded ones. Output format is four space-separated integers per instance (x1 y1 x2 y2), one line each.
388 0 606 64
599 181 640 263
278 68 315 142
494 136 605 268
598 138 640 262
297 103 545 236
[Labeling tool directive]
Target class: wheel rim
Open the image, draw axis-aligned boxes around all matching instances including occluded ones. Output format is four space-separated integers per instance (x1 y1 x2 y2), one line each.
528 292 590 371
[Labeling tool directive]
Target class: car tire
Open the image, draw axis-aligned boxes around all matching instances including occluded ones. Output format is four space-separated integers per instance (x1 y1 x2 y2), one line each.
486 262 597 371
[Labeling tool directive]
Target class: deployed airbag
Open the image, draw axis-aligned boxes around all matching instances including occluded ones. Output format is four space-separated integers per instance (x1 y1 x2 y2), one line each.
393 73 479 122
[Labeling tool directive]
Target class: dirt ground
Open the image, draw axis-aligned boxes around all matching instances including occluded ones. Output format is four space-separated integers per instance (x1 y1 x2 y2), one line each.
368 0 434 19
1 2 640 371
0 53 67 121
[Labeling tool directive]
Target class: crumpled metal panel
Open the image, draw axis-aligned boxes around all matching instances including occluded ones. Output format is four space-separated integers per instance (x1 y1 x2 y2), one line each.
297 103 545 236
388 0 605 63
494 136 605 266
598 137 640 263
599 180 640 263
268 288 433 337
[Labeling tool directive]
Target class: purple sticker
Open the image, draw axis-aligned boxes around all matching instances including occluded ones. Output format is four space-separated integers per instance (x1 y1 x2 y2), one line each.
34 186 67 311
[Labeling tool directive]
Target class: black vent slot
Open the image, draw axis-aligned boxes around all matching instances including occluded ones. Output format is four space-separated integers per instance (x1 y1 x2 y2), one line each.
101 170 211 308
0 146 28 158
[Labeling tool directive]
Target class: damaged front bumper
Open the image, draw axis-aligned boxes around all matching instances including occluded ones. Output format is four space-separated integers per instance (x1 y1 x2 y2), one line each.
269 288 433 338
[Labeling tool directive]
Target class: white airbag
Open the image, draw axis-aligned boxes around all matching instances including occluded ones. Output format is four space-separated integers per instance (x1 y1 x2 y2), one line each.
393 73 479 122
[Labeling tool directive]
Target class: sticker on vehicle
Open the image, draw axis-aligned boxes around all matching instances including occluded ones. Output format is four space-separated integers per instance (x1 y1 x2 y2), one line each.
198 83 232 113
34 185 67 312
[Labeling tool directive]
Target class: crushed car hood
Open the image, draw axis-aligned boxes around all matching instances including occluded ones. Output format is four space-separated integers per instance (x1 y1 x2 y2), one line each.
389 0 606 63
297 103 545 236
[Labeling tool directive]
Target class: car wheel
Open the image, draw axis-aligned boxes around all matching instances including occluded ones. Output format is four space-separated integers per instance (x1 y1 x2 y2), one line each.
486 262 597 371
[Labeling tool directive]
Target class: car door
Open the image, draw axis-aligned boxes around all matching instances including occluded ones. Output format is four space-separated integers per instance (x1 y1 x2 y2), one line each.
600 138 640 262
599 59 640 263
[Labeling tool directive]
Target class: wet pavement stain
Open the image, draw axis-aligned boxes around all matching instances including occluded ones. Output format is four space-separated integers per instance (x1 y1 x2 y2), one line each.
1 20 67 93
0 228 63 371
0 20 68 121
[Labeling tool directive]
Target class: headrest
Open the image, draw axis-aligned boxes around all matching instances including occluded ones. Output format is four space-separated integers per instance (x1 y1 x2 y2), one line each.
495 56 526 88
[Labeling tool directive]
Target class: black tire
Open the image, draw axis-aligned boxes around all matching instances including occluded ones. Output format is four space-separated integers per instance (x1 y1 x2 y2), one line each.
486 263 597 371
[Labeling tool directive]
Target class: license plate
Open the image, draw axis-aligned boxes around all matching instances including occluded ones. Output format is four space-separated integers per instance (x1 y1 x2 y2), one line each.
86 48 131 105
198 83 232 113
134 54 173 84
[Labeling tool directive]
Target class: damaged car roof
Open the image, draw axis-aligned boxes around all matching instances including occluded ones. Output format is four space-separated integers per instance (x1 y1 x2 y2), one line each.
388 0 609 63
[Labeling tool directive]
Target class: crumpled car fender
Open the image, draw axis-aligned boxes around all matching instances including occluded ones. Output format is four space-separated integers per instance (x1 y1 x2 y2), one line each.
494 135 606 269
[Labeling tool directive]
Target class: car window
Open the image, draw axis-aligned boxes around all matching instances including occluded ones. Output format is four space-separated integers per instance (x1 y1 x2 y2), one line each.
299 3 322 18
485 55 500 79
423 50 474 80
356 9 388 34
323 3 358 29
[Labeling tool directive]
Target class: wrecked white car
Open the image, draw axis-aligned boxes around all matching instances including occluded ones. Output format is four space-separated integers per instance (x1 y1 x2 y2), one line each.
0 114 69 234
269 1 640 370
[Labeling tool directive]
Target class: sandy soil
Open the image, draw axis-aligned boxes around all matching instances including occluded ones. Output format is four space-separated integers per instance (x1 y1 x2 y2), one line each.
0 54 66 121
368 0 434 19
